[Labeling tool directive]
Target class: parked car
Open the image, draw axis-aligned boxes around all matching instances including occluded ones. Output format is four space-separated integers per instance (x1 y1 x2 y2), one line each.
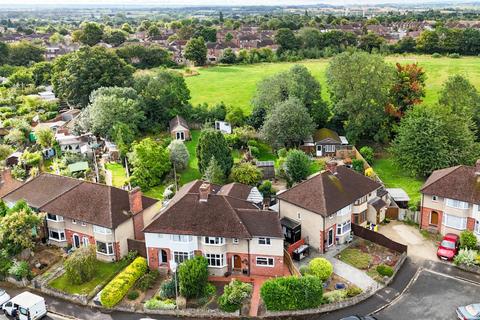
2 292 47 320
456 303 480 319
339 316 378 320
437 233 460 261
0 289 10 306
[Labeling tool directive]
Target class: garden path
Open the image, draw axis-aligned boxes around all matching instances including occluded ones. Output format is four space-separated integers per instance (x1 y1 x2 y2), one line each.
329 257 378 291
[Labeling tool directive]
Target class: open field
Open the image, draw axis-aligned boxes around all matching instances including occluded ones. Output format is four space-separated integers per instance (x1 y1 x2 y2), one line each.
185 55 480 113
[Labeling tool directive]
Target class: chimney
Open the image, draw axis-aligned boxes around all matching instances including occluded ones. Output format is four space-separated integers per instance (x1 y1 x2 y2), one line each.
129 187 143 215
476 159 480 176
326 160 338 174
199 183 211 202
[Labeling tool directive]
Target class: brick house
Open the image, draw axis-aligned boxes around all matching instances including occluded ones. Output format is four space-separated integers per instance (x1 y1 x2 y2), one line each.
143 180 284 277
169 115 190 141
277 162 388 253
2 174 159 262
420 161 480 238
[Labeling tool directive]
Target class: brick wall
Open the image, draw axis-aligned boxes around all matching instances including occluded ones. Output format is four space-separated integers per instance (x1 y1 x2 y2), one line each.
226 252 249 272
420 207 442 233
249 254 284 277
467 217 476 232
147 247 170 271
65 229 95 247
133 212 145 241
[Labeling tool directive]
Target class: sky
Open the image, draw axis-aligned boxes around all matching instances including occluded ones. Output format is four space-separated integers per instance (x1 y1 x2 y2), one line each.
0 0 457 7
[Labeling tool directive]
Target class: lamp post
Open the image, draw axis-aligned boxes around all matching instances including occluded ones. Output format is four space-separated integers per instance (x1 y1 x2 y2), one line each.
171 261 178 308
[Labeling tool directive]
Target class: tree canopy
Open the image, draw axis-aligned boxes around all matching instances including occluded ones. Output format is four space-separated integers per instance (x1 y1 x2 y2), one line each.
184 37 207 66
196 128 233 177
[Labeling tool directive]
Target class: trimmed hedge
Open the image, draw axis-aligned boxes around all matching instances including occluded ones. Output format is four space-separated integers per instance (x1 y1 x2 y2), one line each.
376 264 394 277
260 275 323 311
308 258 333 281
100 257 148 308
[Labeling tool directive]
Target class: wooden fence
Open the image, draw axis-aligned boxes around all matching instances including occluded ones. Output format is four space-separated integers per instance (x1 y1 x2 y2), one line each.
351 224 407 254
127 238 147 258
284 249 301 276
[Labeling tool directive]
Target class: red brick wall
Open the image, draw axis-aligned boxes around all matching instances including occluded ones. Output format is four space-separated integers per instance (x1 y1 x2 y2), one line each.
65 229 95 247
147 247 170 271
249 254 284 277
467 217 476 232
226 252 249 272
114 242 121 261
319 230 324 253
133 212 145 241
420 207 442 232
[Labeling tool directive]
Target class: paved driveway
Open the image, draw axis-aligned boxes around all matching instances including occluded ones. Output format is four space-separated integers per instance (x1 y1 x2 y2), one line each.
376 268 480 320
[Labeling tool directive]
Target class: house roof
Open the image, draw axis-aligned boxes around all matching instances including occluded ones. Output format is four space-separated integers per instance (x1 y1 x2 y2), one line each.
218 182 252 200
278 166 381 217
386 188 410 202
144 181 282 239
0 170 23 198
421 165 480 204
169 115 189 131
313 128 341 144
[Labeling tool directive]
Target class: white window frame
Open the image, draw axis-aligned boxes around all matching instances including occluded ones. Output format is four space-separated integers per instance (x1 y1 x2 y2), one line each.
72 219 77 224
171 235 192 243
432 195 438 202
336 220 351 236
258 237 271 245
232 238 239 244
82 237 90 247
173 251 193 264
93 225 112 235
96 241 114 255
205 253 225 268
336 205 352 217
324 145 335 152
203 237 225 245
355 196 368 206
445 198 469 209
48 228 66 242
475 220 480 235
47 214 63 222
443 213 467 230
256 257 274 267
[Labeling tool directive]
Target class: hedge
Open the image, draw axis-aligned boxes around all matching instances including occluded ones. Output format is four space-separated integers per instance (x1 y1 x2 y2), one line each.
260 275 323 311
100 257 148 308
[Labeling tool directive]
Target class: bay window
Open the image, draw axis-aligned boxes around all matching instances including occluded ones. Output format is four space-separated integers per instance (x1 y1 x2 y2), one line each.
443 213 467 230
47 213 63 222
93 225 112 235
96 241 114 255
337 220 351 235
445 198 469 209
48 228 65 241
173 251 193 264
205 254 225 267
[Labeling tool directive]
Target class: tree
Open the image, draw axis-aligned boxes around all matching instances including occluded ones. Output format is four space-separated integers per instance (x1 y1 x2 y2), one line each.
203 157 225 184
112 122 136 157
103 29 127 47
219 48 236 64
285 149 310 183
230 162 263 186
275 28 299 53
116 44 172 69
184 37 207 66
7 41 45 66
387 63 426 119
0 41 9 65
359 146 374 165
168 140 190 171
193 26 217 43
326 51 394 143
196 128 233 177
8 68 33 87
225 32 233 42
128 138 171 190
390 105 480 177
0 208 43 253
416 30 440 53
78 87 145 138
178 256 209 299
298 27 322 49
75 22 104 46
51 46 134 107
460 231 478 250
258 180 277 198
358 32 385 53
261 98 314 148
133 70 190 130
225 106 245 127
394 36 417 53
31 61 53 86
35 127 55 148
63 246 96 285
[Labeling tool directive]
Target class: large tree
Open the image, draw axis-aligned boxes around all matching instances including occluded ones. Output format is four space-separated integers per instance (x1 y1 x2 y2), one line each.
326 51 394 143
0 206 43 254
74 22 104 46
133 70 190 130
261 97 315 148
78 87 145 138
51 46 134 107
275 28 299 53
7 41 45 66
196 128 233 177
116 44 172 69
103 28 127 47
168 140 190 170
390 105 480 177
184 37 207 66
0 42 9 65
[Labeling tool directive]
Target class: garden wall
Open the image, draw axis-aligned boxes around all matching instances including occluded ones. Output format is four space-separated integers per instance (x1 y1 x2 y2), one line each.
351 224 407 254
127 239 147 258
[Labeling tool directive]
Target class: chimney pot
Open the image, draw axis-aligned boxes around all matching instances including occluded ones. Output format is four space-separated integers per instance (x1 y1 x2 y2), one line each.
199 183 211 202
326 160 338 174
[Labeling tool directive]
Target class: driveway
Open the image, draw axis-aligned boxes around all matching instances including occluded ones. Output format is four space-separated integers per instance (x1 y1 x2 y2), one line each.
378 220 437 262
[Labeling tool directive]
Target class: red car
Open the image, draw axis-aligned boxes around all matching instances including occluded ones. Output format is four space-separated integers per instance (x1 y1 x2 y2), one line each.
437 233 460 261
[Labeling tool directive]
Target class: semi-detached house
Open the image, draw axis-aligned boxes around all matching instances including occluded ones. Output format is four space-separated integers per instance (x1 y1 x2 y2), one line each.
143 180 285 277
420 161 480 238
2 173 159 262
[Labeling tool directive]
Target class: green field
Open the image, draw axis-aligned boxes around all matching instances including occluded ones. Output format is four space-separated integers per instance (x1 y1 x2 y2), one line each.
185 55 480 113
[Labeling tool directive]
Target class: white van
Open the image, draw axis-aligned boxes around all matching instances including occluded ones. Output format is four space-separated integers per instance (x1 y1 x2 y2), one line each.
2 292 47 320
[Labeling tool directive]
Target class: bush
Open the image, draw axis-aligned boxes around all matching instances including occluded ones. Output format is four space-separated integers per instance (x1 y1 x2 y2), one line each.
346 286 363 297
359 146 374 164
376 264 394 277
218 280 253 312
308 258 333 281
144 297 176 310
127 290 139 300
260 275 323 311
351 159 364 174
277 148 287 158
136 270 159 292
160 277 177 299
64 246 96 285
432 53 441 58
323 289 347 303
0 249 12 278
449 53 460 58
204 282 216 297
460 230 478 250
454 248 477 267
100 257 148 308
299 266 311 276
178 256 209 299
230 162 263 186
285 149 310 183
8 260 31 280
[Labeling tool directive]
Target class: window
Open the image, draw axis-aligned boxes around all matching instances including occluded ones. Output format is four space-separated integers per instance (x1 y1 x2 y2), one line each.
82 237 90 247
355 196 367 205
443 214 467 230
47 213 63 222
49 228 65 241
173 251 193 264
324 145 335 152
171 235 192 242
475 221 480 235
205 254 225 267
93 225 112 235
445 198 469 209
353 211 367 225
432 195 438 202
72 219 77 224
336 205 352 216
256 257 274 267
337 220 351 235
258 237 271 245
96 241 114 255
232 238 239 244
81 221 87 227
204 237 225 245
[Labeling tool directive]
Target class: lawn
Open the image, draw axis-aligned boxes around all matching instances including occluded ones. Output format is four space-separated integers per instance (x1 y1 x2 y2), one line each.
185 55 480 114
337 248 372 270
372 156 425 205
179 129 202 186
105 162 128 188
49 260 126 295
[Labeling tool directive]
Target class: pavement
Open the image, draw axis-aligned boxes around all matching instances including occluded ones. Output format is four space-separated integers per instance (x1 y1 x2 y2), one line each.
330 257 379 291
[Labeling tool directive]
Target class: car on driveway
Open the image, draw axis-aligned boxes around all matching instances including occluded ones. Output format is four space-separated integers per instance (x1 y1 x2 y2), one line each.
437 233 460 261
456 303 480 319
0 289 10 307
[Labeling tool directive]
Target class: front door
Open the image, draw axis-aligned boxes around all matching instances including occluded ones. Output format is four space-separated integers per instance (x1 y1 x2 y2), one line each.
327 228 334 247
233 255 242 270
316 145 323 157
73 234 80 248
430 211 439 226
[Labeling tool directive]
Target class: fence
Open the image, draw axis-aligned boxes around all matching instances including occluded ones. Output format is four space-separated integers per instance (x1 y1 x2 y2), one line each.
127 238 147 258
283 249 301 276
351 224 407 254
398 209 420 223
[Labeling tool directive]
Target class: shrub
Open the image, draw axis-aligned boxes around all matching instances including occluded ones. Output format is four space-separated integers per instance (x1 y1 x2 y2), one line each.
346 286 363 297
204 282 216 297
285 149 310 183
64 245 96 285
299 265 311 276
351 159 364 174
8 260 31 280
136 270 159 292
230 162 263 186
160 277 177 299
218 280 253 312
323 289 347 303
359 146 374 164
308 258 333 281
454 248 477 267
144 297 176 310
100 257 148 308
449 53 460 58
460 230 478 250
277 148 287 158
0 249 12 278
127 290 139 300
376 264 394 277
432 53 441 58
260 275 323 311
178 256 209 299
